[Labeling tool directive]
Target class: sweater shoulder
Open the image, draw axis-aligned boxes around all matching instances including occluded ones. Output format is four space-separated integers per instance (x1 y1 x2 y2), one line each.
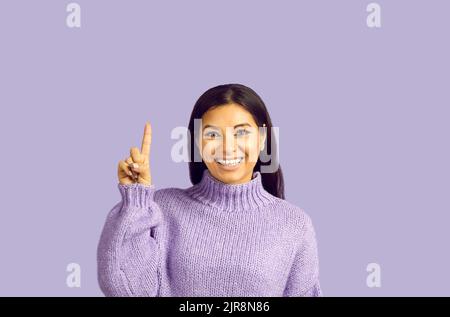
153 186 186 203
270 198 315 231
151 185 197 211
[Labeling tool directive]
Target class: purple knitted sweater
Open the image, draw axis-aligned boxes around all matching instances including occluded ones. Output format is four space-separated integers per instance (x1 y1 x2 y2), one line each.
97 169 322 297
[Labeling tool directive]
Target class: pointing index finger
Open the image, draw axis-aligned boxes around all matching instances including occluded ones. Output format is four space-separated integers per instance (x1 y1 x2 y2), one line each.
141 122 152 158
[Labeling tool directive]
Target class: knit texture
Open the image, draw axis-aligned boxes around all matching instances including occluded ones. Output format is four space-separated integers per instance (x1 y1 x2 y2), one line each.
97 169 322 297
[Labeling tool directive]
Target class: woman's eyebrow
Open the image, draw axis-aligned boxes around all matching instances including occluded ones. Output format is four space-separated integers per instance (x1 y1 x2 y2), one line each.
234 123 251 128
203 123 251 130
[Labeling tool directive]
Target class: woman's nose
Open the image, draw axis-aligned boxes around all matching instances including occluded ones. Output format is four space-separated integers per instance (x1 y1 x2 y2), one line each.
221 132 237 156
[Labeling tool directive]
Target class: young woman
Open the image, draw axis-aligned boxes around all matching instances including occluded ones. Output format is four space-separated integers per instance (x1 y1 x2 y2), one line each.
97 83 322 297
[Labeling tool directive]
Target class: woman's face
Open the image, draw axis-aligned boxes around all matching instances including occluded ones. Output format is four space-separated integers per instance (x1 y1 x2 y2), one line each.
197 103 266 184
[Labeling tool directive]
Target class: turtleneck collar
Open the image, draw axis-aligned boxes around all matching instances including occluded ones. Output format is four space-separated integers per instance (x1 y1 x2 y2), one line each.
187 169 277 212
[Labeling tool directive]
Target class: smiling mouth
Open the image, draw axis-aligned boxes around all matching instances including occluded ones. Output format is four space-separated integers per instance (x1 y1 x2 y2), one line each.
214 157 244 166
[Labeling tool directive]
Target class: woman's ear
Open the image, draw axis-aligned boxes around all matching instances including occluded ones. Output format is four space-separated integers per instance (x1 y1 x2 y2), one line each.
195 132 205 162
195 135 199 150
195 136 202 158
260 138 266 151
259 125 267 152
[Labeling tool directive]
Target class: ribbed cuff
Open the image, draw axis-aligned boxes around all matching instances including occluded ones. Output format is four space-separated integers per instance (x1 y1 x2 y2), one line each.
118 183 156 208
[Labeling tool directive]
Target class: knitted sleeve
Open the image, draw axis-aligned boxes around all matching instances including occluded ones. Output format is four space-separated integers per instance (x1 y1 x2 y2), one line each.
97 183 162 297
283 213 323 297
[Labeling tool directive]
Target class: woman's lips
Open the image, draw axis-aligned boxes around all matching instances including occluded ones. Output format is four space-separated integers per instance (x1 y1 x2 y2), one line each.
214 157 244 171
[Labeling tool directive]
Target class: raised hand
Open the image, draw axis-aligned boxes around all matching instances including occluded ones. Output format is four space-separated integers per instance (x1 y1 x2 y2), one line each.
118 122 152 185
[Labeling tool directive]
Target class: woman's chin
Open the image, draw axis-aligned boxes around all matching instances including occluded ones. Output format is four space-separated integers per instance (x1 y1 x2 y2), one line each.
212 164 252 184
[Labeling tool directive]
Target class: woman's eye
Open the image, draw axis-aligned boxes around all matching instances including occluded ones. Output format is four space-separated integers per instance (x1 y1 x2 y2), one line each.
205 131 220 139
235 129 250 137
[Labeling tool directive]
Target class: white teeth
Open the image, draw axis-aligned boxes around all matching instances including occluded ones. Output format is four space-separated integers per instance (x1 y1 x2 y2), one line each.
215 157 243 166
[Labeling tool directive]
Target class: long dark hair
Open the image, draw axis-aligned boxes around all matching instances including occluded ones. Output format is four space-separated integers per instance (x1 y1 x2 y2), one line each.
187 83 285 199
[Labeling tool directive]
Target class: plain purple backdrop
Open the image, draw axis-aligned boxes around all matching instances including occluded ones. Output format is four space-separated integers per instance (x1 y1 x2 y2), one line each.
0 0 449 296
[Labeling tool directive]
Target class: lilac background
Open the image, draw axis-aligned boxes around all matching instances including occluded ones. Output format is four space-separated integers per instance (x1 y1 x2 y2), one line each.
0 0 449 296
